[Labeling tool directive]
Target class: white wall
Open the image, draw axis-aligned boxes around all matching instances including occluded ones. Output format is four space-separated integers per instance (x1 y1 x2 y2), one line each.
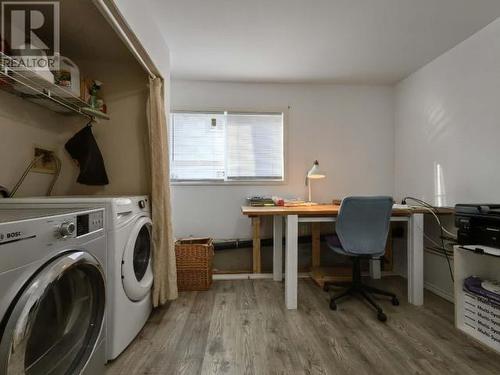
395 17 500 301
395 17 500 205
0 60 149 198
0 47 149 198
171 80 395 239
56 60 149 196
0 91 69 197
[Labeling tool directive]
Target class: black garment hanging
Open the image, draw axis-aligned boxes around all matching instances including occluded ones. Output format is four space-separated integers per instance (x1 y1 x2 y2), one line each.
65 124 109 185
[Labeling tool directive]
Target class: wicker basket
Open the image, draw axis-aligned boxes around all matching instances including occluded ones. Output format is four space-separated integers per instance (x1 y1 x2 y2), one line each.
175 237 214 291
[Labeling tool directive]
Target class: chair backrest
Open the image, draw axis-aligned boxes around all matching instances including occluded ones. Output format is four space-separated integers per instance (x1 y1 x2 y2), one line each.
336 196 393 255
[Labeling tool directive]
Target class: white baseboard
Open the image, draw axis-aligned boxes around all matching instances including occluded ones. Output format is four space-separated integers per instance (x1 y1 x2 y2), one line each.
214 271 399 281
213 272 311 280
213 273 273 280
424 281 454 303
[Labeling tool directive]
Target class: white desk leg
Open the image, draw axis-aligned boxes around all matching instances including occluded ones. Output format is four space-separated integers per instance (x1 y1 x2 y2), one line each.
285 215 298 310
273 215 283 281
407 214 424 305
369 259 381 279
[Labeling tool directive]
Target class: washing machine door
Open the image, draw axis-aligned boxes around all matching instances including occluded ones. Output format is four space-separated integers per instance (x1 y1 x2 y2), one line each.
0 251 105 375
121 216 153 301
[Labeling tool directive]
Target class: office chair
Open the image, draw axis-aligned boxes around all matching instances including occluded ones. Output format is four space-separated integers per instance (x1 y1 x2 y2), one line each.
324 196 399 322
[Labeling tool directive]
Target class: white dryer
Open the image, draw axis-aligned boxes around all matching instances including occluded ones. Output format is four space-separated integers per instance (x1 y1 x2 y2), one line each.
0 207 107 374
104 197 153 360
0 196 153 360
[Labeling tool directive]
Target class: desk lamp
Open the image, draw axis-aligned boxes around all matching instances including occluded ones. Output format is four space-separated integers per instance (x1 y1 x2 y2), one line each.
306 160 326 202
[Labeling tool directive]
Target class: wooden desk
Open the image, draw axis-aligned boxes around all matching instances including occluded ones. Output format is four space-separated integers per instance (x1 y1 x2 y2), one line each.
241 204 437 217
241 204 453 310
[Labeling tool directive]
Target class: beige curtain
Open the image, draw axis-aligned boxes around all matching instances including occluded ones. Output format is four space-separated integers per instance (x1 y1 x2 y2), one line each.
147 77 178 306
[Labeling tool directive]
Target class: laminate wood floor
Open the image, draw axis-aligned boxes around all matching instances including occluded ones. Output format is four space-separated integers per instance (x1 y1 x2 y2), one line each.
106 277 500 375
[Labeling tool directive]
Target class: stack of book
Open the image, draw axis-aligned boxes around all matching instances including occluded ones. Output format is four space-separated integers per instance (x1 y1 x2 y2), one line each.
247 196 275 206
282 199 310 207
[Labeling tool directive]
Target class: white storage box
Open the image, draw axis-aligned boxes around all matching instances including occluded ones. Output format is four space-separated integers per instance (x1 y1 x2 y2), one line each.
462 291 500 350
454 246 500 353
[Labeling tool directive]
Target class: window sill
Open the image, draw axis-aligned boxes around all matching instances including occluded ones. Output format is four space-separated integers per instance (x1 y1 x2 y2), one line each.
170 180 287 186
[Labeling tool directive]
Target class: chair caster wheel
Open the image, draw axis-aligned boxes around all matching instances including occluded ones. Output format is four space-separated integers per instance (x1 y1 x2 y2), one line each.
329 300 337 311
391 297 399 306
323 284 330 292
377 312 387 322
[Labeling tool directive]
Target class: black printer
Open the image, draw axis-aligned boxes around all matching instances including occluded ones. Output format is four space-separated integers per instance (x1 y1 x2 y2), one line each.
455 204 500 247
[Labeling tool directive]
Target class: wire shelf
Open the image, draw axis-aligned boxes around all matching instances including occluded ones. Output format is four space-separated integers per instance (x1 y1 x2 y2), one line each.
0 51 109 120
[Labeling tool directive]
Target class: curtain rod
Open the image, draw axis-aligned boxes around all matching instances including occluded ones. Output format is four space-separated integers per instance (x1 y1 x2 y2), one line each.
93 0 157 79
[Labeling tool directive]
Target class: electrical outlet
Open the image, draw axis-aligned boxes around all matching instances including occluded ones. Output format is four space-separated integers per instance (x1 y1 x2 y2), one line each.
32 146 57 174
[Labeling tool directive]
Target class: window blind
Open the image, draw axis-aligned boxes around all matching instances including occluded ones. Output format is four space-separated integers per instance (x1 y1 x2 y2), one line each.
170 112 226 180
226 113 283 180
170 111 284 182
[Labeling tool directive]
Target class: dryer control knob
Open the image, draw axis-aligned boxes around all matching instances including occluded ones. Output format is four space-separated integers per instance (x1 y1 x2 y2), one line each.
59 221 76 237
138 200 146 209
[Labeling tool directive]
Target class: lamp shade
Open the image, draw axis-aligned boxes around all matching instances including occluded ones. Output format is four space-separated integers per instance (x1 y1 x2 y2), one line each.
307 160 326 179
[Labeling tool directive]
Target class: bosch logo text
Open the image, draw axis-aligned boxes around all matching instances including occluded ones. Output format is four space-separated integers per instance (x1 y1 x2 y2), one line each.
2 231 21 239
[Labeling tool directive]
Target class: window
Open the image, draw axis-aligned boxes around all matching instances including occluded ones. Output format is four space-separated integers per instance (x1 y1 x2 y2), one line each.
170 111 284 182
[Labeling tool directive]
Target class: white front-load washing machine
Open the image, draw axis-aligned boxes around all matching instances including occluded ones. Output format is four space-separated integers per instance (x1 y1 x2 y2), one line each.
0 196 153 360
0 207 107 374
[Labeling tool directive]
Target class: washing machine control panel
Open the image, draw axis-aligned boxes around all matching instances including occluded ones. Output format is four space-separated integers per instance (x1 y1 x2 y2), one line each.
76 211 104 237
58 221 76 237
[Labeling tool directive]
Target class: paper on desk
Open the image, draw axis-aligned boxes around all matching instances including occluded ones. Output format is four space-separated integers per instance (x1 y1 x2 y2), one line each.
392 204 410 209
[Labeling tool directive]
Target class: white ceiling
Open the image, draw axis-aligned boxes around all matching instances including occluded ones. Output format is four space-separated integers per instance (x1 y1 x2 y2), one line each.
150 0 500 84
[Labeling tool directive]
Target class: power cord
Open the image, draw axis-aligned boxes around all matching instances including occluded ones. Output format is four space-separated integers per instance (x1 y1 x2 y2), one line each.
402 196 454 282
